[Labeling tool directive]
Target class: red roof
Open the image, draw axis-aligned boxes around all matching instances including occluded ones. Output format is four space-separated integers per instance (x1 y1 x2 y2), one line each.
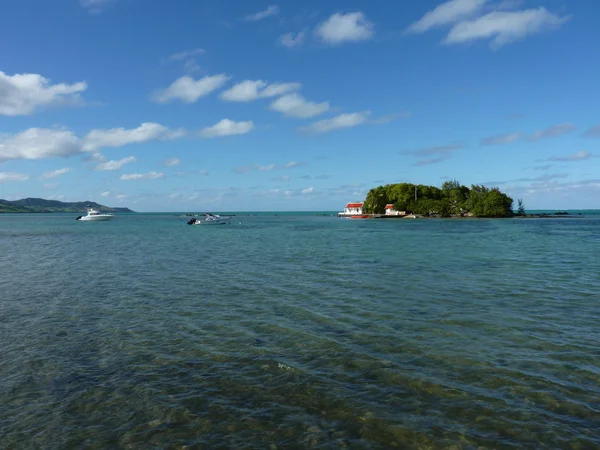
346 202 363 208
385 204 395 209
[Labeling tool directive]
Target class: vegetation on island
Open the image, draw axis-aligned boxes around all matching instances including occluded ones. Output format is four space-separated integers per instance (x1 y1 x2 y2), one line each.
516 199 526 216
0 198 134 213
363 180 514 218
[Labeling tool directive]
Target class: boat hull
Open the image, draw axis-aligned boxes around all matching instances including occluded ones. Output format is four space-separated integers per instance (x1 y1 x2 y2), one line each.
193 219 230 225
78 215 113 221
187 217 230 225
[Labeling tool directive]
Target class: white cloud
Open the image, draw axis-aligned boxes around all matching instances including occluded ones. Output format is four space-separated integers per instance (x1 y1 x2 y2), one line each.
83 122 182 151
407 0 487 33
584 123 600 138
300 174 331 180
260 82 302 98
220 80 265 101
0 172 29 183
0 128 82 162
0 123 183 163
315 12 374 45
480 132 523 145
88 152 106 162
272 175 291 181
199 119 255 138
531 164 553 171
372 112 411 124
527 123 576 141
79 0 113 13
164 157 181 167
80 0 109 6
302 111 371 134
445 8 569 49
404 142 466 166
175 169 210 177
101 191 111 197
165 128 187 140
41 167 72 179
165 48 205 62
95 156 136 171
284 161 307 169
220 80 301 102
183 59 202 73
497 0 525 10
0 71 87 116
152 74 230 103
162 49 205 75
120 171 164 181
409 143 465 156
414 156 451 166
279 30 306 48
283 186 317 196
233 161 308 174
244 5 279 21
503 178 600 208
233 165 255 174
548 151 592 162
269 93 329 118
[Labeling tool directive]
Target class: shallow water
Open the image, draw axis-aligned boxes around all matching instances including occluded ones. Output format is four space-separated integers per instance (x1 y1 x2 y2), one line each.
1 213 599 449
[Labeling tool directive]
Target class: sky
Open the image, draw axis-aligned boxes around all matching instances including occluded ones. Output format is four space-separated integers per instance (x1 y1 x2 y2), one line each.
1 0 599 211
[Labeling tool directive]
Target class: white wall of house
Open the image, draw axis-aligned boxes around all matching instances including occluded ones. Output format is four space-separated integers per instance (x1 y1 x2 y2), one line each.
385 208 405 216
344 207 363 214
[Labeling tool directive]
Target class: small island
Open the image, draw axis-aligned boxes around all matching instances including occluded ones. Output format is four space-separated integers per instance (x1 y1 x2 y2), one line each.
360 180 516 218
0 198 134 213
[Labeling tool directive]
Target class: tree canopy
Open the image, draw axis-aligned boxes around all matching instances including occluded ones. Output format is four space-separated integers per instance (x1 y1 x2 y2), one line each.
363 181 514 218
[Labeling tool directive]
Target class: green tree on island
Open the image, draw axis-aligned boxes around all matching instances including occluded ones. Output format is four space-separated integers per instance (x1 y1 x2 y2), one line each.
517 199 526 216
363 181 514 218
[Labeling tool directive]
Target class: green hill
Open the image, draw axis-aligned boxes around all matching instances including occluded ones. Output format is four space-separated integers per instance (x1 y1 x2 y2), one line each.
0 198 134 213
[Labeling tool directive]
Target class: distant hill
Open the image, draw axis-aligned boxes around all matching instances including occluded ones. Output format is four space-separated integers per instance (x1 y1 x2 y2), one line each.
0 198 134 213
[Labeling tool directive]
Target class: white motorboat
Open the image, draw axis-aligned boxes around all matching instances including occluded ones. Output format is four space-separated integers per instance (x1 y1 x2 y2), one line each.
76 207 113 221
187 212 231 226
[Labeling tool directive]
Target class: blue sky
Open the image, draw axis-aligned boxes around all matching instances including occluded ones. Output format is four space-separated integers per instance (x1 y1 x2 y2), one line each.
1 0 599 211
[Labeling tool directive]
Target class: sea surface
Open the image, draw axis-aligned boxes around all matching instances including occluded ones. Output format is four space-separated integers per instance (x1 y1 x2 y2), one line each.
1 212 599 449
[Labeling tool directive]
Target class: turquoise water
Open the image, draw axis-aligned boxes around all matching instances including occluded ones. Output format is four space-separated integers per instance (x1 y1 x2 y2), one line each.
1 213 599 449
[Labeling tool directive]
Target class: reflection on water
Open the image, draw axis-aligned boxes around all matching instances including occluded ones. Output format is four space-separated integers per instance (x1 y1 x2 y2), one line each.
1 213 599 448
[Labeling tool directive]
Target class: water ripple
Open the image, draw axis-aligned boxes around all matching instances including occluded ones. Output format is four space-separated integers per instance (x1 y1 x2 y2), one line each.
1 213 599 448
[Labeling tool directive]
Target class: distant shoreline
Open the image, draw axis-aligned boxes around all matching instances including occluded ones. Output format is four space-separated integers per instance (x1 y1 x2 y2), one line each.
339 210 587 220
1 210 597 217
0 198 133 214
